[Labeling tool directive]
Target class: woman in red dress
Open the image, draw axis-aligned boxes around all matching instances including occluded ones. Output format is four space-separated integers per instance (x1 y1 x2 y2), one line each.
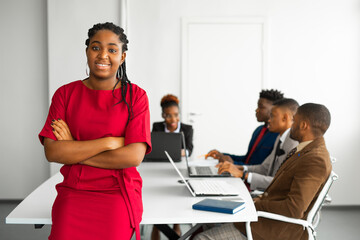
39 22 151 240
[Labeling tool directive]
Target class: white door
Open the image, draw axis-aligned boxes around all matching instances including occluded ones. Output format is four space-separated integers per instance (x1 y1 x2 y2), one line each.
181 18 266 158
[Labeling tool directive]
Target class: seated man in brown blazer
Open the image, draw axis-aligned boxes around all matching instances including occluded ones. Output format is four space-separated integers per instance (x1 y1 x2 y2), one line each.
193 103 332 240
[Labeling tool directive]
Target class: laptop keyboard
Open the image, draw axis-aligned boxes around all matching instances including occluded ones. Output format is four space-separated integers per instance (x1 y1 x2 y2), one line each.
190 180 236 195
195 166 213 175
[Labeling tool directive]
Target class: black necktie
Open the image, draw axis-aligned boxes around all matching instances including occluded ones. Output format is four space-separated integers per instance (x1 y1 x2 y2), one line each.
276 141 285 157
269 140 285 176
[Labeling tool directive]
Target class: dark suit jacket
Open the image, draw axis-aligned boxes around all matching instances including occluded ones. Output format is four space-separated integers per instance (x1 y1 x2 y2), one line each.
238 137 332 240
152 121 194 156
224 125 278 165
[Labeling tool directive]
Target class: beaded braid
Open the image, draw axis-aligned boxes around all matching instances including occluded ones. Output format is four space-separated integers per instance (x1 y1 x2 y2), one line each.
85 22 133 124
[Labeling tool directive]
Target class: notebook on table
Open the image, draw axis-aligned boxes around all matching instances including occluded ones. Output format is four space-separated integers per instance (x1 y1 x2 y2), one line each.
143 132 182 162
165 151 239 197
192 198 245 214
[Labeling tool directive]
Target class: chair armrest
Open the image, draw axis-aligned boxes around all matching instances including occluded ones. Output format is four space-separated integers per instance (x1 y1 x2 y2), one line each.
257 211 310 228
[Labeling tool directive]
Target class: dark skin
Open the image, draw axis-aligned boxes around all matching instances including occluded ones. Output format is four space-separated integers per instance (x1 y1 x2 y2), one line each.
162 105 180 132
161 105 186 156
43 30 147 169
217 106 294 179
290 113 316 142
206 97 273 163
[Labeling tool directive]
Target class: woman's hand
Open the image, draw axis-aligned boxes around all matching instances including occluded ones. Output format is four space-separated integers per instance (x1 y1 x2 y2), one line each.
51 119 74 141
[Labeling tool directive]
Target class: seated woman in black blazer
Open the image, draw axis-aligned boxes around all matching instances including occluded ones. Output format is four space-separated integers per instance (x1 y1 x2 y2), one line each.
152 94 194 157
151 94 193 240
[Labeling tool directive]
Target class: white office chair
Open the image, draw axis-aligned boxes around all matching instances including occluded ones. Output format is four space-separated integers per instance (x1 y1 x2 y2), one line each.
252 171 338 240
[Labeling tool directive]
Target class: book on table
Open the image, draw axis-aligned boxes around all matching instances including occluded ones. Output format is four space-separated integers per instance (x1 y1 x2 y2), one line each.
192 198 245 214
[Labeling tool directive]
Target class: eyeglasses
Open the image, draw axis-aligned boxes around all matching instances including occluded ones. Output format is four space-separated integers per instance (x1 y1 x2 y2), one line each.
163 113 180 119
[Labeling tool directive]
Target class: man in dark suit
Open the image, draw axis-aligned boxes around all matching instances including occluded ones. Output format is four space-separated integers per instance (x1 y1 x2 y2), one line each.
193 103 332 240
207 89 284 165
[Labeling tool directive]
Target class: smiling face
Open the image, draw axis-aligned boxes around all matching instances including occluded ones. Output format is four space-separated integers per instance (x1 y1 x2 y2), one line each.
162 106 180 132
86 30 126 81
255 98 273 123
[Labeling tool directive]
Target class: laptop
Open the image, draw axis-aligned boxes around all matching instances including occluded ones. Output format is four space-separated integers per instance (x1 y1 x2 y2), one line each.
165 151 239 196
179 132 231 177
143 132 182 162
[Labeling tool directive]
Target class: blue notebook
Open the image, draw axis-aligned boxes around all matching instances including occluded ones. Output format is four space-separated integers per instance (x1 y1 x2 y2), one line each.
192 198 245 214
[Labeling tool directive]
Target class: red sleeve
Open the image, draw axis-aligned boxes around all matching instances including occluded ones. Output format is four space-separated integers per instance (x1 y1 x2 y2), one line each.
38 87 66 145
124 87 152 154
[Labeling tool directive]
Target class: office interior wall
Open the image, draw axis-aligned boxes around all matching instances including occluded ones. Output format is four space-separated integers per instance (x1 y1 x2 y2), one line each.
0 0 49 199
127 0 360 205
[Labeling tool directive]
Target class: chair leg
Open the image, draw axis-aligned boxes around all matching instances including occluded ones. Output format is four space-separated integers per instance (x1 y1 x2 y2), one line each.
246 222 253 240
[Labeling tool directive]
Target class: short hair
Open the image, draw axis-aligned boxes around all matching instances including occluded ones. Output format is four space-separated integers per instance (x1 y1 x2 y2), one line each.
259 89 284 103
297 103 331 137
273 98 299 116
160 94 179 111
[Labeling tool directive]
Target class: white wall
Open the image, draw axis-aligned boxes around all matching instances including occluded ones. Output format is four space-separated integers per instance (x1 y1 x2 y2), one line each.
0 0 49 199
127 0 360 205
267 0 360 205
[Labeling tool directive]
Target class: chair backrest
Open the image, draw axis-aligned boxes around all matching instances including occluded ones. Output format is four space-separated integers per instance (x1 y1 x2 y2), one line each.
306 170 338 225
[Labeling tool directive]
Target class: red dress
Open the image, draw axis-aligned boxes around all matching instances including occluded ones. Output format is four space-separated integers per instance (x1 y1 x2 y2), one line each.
39 80 151 240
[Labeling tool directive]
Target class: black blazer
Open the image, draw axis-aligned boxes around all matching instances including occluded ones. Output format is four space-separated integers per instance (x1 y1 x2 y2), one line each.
152 121 194 156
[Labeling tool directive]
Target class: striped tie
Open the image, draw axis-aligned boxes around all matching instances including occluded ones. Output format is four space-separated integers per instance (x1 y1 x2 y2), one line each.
277 147 297 170
286 147 297 160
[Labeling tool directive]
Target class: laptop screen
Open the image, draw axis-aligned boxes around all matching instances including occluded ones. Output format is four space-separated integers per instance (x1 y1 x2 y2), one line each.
143 132 182 162
164 151 196 197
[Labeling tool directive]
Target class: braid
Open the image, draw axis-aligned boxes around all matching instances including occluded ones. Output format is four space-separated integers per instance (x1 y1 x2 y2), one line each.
86 22 132 124
114 61 133 124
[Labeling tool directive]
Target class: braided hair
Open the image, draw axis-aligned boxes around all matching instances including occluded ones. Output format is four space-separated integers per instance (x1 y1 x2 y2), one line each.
85 22 133 124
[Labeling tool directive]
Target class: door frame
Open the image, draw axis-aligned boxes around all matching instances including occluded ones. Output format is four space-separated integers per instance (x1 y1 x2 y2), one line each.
180 16 268 123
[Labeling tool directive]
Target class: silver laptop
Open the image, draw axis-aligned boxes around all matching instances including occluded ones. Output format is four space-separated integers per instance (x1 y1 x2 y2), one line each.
165 151 239 196
179 132 231 177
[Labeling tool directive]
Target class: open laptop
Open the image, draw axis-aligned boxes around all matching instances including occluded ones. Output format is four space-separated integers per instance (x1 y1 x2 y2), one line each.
179 132 231 177
165 151 239 196
143 132 182 162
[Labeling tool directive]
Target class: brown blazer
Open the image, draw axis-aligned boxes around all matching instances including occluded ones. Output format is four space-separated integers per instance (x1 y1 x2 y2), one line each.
238 137 332 240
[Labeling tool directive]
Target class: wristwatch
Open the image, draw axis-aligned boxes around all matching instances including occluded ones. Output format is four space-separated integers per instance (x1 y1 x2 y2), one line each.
242 171 248 181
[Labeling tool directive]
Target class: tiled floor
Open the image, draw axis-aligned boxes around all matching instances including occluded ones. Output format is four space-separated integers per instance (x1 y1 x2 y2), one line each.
1 201 359 240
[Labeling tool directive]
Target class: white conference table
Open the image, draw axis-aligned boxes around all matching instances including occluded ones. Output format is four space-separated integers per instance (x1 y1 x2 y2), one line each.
6 161 257 239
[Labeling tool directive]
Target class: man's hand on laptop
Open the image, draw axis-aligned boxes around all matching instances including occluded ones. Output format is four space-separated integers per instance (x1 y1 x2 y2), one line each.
219 155 234 163
216 161 243 178
205 149 223 159
205 150 234 163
